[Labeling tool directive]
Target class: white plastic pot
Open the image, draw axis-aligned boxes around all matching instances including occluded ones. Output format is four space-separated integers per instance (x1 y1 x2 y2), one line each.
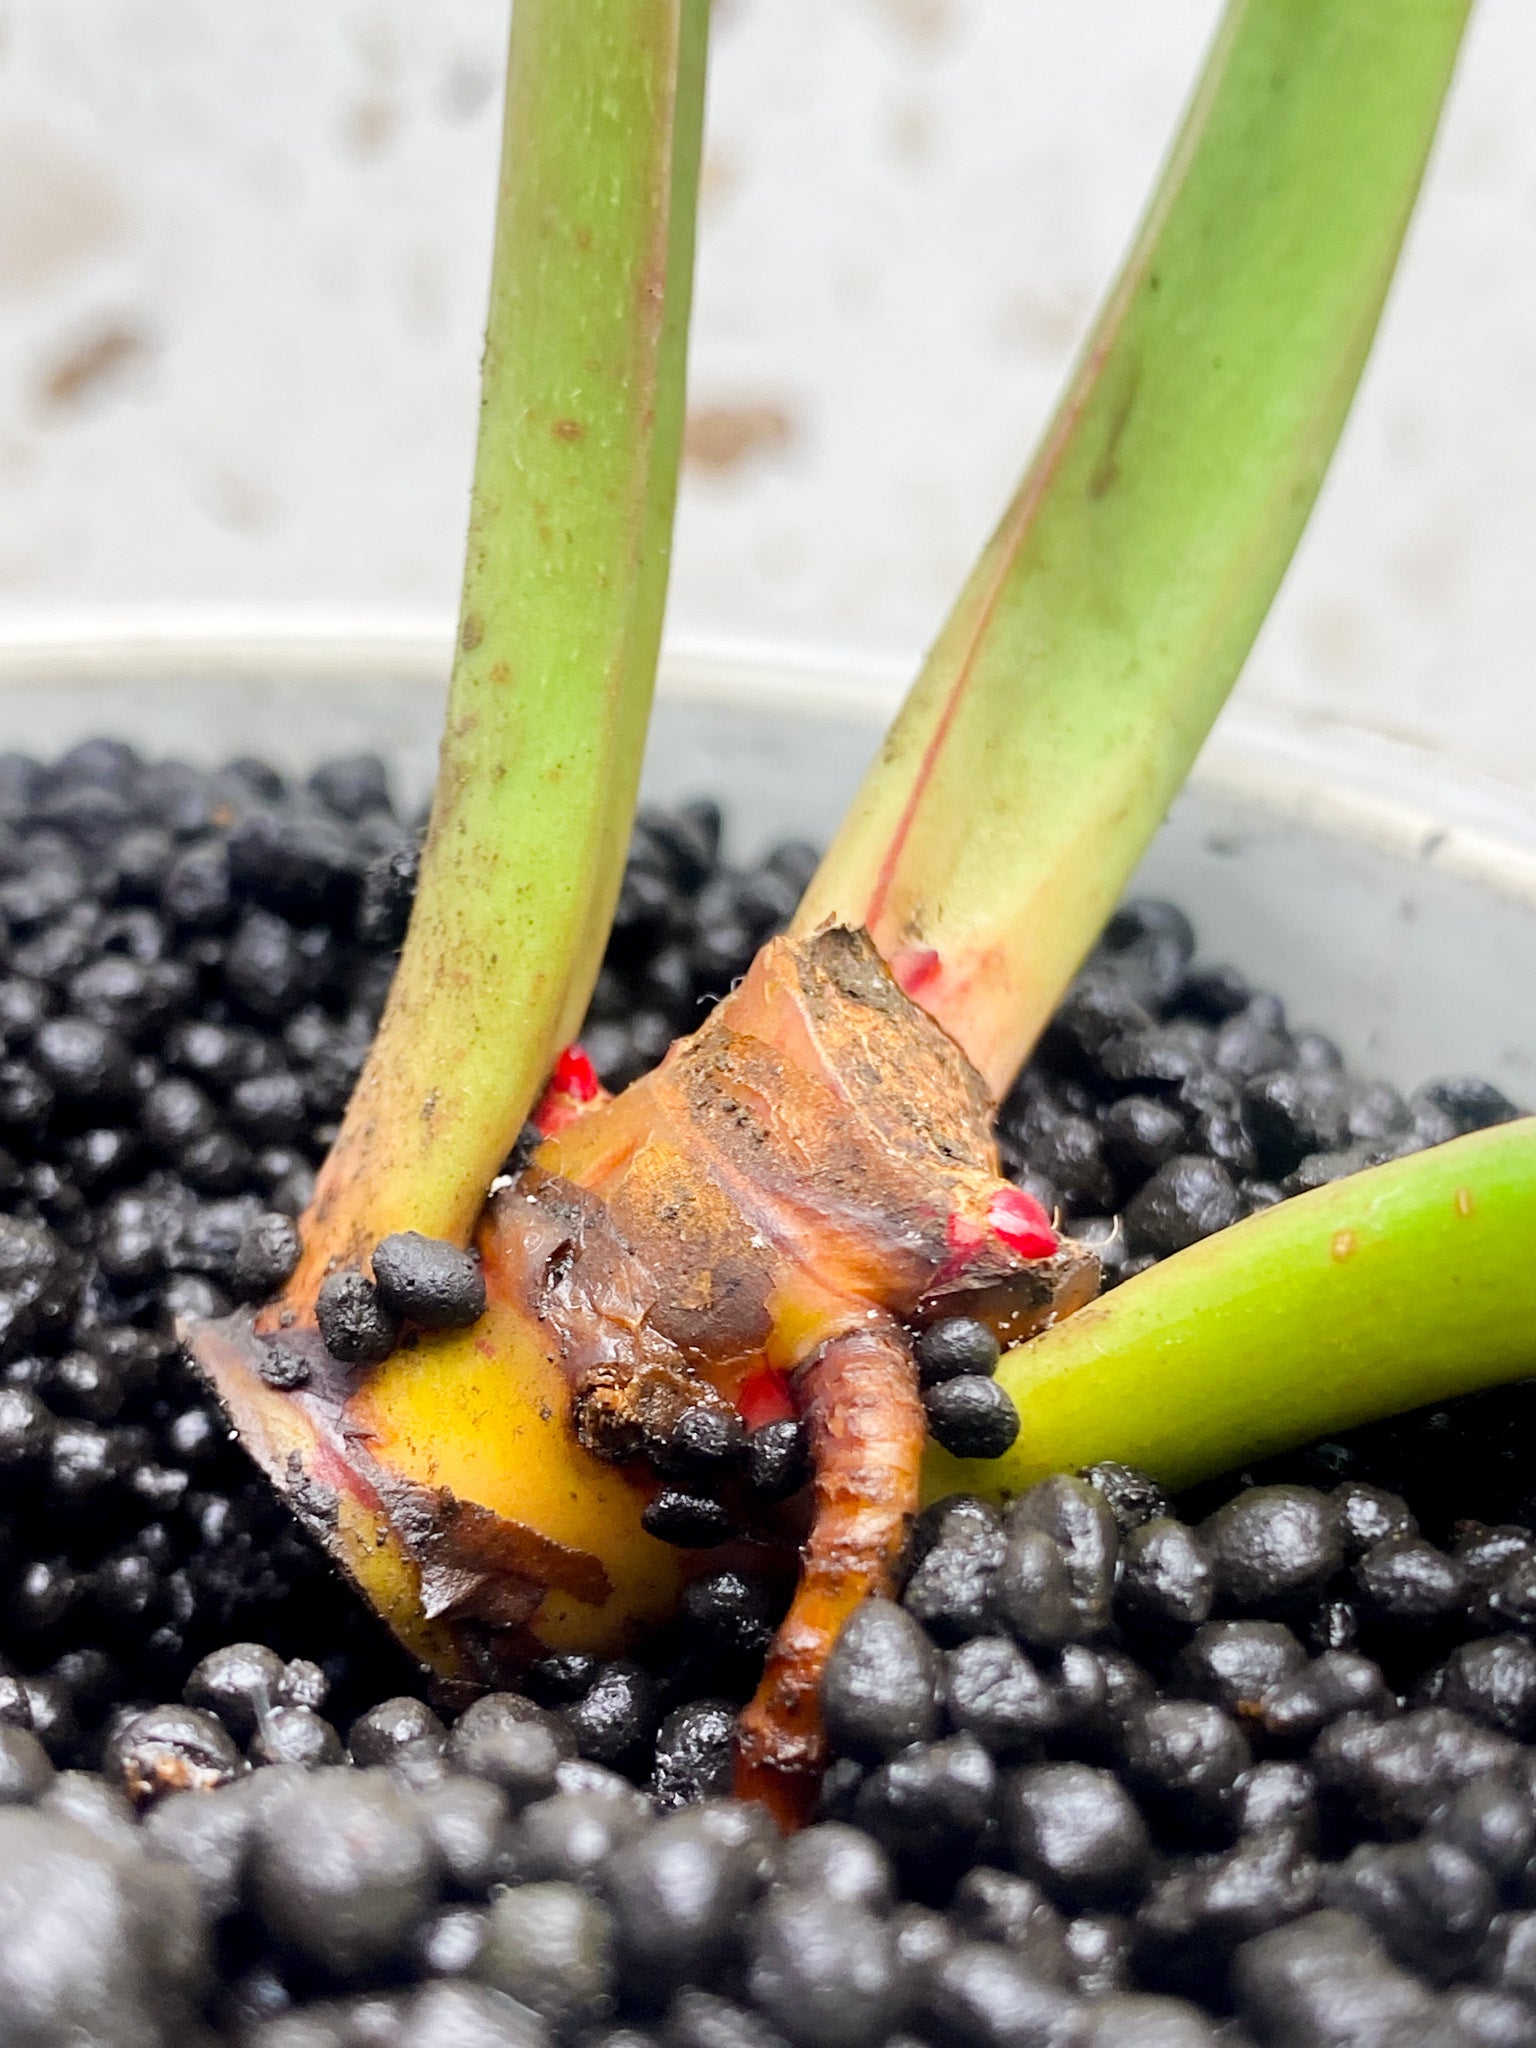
1 621 1532 1103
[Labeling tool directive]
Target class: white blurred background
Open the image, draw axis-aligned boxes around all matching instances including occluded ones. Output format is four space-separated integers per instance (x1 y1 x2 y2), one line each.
0 1 1530 795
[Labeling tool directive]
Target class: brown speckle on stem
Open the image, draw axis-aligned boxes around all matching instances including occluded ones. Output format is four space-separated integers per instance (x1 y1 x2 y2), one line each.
1455 1186 1475 1217
1331 1228 1357 1261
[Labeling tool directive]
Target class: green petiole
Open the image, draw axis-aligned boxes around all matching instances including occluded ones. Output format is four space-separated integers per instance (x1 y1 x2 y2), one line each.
291 0 709 1286
796 0 1473 1103
930 1119 1536 1501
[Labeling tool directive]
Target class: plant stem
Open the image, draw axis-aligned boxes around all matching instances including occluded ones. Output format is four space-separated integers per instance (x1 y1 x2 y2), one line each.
290 0 709 1292
927 1119 1536 1500
795 0 1471 1102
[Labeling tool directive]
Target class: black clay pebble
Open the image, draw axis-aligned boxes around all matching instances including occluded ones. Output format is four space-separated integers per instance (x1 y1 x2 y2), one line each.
234 1210 302 1301
248 1767 441 1978
371 1230 487 1330
316 1267 400 1364
745 1418 808 1502
1002 1763 1152 1908
1199 1484 1343 1612
746 1890 902 2048
1117 1517 1214 1631
473 1879 616 2031
915 1318 1001 1386
604 1804 762 1991
922 1376 1020 1461
821 1598 942 1760
642 1489 736 1548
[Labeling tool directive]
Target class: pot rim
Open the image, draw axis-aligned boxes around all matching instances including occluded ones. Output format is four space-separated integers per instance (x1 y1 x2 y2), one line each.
1 608 1534 907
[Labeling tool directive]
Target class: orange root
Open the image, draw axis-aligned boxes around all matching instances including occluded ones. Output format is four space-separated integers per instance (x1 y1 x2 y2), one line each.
735 1322 925 1827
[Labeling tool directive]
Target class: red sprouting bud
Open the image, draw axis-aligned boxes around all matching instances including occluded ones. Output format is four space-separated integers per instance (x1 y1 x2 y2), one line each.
551 1044 602 1102
530 1044 608 1136
891 946 942 998
986 1184 1058 1260
738 1367 797 1430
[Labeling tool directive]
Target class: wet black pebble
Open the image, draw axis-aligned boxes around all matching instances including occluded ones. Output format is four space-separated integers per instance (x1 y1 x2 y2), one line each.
666 1990 790 2048
771 1822 894 1912
412 1774 509 1895
852 1730 996 1867
643 1490 738 1548
1175 1621 1308 1715
446 1693 573 1806
248 1767 441 1979
370 1231 486 1331
1333 1480 1417 1557
821 1599 941 1761
250 1703 347 1768
943 1635 1060 1755
141 1775 266 1921
605 1803 764 1996
1321 1835 1496 1983
315 1268 400 1365
1122 1156 1240 1257
1132 1829 1321 1996
990 1525 1082 1656
949 1865 1071 1981
1356 1533 1470 1624
400 1978 550 2047
0 1721 53 1802
744 1419 808 1502
1082 1461 1169 1536
561 1663 661 1772
1199 1485 1344 1614
903 1502 1004 1646
1231 1908 1447 2048
1420 1076 1520 1134
473 1879 616 2031
1428 1636 1536 1740
1118 1518 1214 1632
1242 1070 1349 1180
1444 1985 1536 2048
681 1571 776 1659
349 1695 447 1767
915 1318 1001 1387
184 1640 287 1738
923 1376 1020 1461
1430 1775 1536 1884
0 1806 210 2047
655 1403 747 1484
1312 1707 1520 1836
234 1210 303 1300
746 1889 902 2048
524 1652 603 1708
1005 1477 1118 1637
1256 1649 1394 1749
920 1937 1079 2048
510 1786 650 1889
651 1700 736 1807
1119 1699 1251 1839
1002 1762 1152 1909
1072 1994 1223 2047
104 1702 243 1805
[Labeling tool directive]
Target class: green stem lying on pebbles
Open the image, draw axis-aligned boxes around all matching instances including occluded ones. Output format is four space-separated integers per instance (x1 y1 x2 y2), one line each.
288 0 709 1298
928 1118 1536 1502
795 0 1473 1102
